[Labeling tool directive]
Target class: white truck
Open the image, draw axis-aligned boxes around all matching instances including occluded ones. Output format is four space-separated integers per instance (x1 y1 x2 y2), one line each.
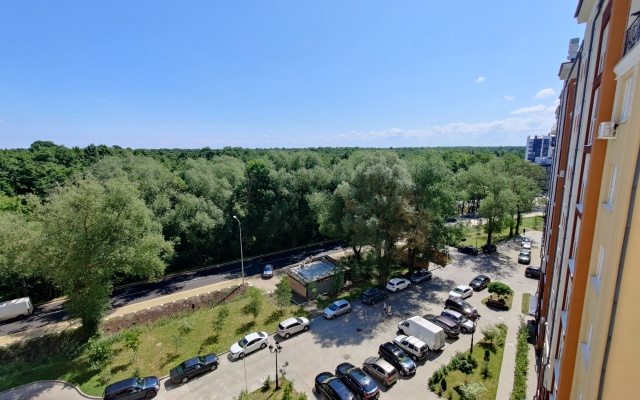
398 315 446 351
0 297 34 322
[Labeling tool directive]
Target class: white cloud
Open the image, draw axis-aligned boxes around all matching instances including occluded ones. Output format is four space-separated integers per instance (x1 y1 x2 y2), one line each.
511 105 546 115
535 88 556 98
475 76 486 84
504 95 515 101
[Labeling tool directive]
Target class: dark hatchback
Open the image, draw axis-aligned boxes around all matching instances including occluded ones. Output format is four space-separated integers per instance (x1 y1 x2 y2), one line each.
103 376 160 400
457 246 479 256
469 275 491 291
170 354 219 384
410 269 433 283
482 244 497 254
444 297 480 321
361 287 388 305
423 313 460 339
315 372 356 400
526 266 542 279
335 362 380 400
377 342 416 377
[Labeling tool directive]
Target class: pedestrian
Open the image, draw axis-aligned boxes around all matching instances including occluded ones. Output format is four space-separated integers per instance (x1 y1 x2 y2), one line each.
523 228 526 234
387 304 392 316
382 301 387 316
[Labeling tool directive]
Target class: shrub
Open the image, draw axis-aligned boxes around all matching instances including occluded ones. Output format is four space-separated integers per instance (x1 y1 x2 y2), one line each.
488 282 513 297
481 360 491 379
481 326 498 346
274 277 293 307
178 319 194 335
510 317 530 400
460 382 487 400
243 289 263 319
440 378 447 392
86 336 112 370
121 330 141 361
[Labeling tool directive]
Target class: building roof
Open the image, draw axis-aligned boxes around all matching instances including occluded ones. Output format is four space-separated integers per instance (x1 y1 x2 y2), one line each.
287 258 338 285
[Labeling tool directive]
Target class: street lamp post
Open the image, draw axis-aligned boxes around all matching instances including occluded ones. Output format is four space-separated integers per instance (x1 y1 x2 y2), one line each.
269 341 283 390
232 216 245 286
475 212 479 249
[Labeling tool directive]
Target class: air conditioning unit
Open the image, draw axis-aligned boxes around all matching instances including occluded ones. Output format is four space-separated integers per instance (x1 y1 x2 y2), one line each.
557 170 565 178
597 122 617 139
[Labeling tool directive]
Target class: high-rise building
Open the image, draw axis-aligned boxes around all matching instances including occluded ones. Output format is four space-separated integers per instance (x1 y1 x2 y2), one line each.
525 133 556 165
535 1 640 399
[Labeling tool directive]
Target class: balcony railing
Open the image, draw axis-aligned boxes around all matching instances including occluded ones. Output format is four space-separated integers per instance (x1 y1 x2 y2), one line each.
624 15 640 55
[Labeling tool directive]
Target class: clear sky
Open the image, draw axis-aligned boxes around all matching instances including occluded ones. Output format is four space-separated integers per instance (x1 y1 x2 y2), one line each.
0 1 585 150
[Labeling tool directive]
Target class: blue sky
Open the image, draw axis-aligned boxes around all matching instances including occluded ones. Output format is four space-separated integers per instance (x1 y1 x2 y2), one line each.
0 1 585 149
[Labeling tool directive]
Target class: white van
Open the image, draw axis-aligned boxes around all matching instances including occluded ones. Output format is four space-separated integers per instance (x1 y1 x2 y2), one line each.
0 297 34 322
397 316 446 351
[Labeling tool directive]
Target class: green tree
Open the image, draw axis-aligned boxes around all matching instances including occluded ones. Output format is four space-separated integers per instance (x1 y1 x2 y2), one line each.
36 176 173 335
274 277 293 308
0 211 41 298
243 288 263 319
488 282 513 297
122 329 142 361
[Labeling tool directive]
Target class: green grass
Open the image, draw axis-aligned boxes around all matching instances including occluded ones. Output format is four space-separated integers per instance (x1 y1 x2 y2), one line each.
0 288 310 396
458 216 543 248
428 324 508 399
522 293 531 315
239 377 303 400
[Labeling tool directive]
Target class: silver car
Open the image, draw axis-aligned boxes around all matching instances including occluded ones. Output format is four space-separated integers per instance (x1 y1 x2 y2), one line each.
362 357 398 387
323 299 351 319
441 309 476 334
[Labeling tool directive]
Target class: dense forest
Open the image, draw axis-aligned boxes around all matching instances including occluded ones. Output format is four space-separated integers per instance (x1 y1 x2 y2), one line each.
0 141 545 334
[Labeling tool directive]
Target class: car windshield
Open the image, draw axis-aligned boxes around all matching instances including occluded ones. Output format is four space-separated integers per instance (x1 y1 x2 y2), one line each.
264 266 272 271
472 278 481 283
175 363 185 374
295 318 303 324
238 338 248 348
459 315 469 323
453 288 464 294
329 303 339 311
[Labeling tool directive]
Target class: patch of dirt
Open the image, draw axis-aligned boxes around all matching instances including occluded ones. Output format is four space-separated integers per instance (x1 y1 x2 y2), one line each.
101 285 247 335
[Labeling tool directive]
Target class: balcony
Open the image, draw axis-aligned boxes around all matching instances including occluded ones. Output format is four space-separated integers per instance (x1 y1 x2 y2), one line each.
624 15 640 55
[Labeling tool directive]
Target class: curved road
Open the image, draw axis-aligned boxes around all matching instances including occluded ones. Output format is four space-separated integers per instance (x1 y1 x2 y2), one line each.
0 241 345 336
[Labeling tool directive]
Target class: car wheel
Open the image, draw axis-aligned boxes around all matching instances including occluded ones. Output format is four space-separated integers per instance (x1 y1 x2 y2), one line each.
260 343 267 349
303 325 309 331
399 329 405 335
395 288 399 292
412 354 418 361
399 370 405 377
461 327 468 334
284 333 291 339
145 391 157 399
239 352 245 359
210 364 217 371
330 314 335 319
181 376 189 384
347 308 352 313
383 380 390 387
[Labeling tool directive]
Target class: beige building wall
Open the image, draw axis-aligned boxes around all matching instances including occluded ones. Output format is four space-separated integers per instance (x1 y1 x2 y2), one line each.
571 38 640 398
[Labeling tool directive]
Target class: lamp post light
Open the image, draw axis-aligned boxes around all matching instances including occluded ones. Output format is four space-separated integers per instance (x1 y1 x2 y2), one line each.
269 341 283 390
232 216 245 286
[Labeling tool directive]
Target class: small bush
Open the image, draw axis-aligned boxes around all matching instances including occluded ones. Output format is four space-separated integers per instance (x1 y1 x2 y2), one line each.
178 320 194 335
481 360 491 379
441 378 447 392
460 382 487 400
261 375 271 392
86 336 112 371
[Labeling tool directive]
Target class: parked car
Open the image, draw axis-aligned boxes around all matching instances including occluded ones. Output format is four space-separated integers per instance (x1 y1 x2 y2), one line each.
522 237 531 244
315 372 356 400
229 331 269 359
362 357 399 387
386 278 411 292
169 354 219 384
103 376 160 400
469 275 490 291
335 362 380 400
277 317 310 338
525 266 542 279
361 288 388 305
0 297 34 323
323 299 352 319
396 316 446 351
410 269 433 283
457 246 479 256
441 309 476 334
518 250 531 264
482 244 497 254
377 342 417 377
522 242 532 250
423 313 460 339
392 335 429 361
448 285 473 299
444 297 480 320
262 264 274 279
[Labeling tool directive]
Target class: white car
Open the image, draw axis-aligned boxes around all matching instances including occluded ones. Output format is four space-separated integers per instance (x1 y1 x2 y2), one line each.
522 237 531 244
522 242 532 250
393 335 429 361
449 285 473 299
229 331 269 359
277 317 310 338
386 278 411 292
323 299 351 319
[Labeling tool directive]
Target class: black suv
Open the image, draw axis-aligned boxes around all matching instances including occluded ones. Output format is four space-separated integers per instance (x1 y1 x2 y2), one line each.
335 362 380 400
377 342 416 377
423 313 460 339
361 287 388 305
525 266 542 279
482 244 497 254
103 376 160 400
444 297 480 321
469 275 490 291
315 372 356 400
457 246 479 256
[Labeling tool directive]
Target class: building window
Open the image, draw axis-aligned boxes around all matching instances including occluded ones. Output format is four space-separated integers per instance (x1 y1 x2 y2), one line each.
578 155 590 206
597 23 609 76
607 165 618 206
621 75 636 123
581 319 593 368
588 88 600 144
596 245 605 279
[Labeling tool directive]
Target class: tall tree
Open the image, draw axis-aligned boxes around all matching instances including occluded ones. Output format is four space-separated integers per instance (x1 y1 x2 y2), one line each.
0 212 41 298
37 176 173 335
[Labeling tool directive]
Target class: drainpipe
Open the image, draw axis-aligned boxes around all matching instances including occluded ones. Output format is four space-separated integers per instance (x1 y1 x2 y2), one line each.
597 145 640 398
539 1 605 395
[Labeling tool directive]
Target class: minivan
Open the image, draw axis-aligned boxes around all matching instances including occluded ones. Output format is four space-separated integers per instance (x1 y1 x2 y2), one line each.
423 313 460 339
103 376 160 400
361 288 388 305
444 297 480 321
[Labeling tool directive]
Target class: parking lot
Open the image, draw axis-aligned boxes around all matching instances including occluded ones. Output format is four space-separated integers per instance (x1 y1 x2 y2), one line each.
159 232 540 400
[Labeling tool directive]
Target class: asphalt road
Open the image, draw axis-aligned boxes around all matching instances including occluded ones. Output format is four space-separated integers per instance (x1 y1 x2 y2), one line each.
0 241 345 336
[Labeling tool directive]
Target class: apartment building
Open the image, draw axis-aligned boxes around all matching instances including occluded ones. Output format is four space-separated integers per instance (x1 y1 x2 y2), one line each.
525 133 556 165
535 0 640 399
